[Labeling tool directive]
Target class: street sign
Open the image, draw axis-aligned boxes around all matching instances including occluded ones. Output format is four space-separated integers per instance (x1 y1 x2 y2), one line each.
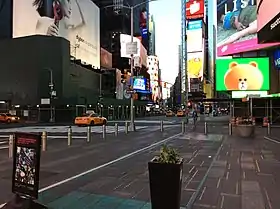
247 94 261 98
126 42 138 55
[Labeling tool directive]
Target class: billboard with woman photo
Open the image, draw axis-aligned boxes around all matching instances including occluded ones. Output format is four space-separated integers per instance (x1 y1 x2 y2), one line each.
13 0 100 68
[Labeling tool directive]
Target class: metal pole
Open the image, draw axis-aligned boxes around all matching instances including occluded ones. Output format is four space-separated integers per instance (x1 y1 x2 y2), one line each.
49 69 54 123
204 122 207 135
160 120 163 132
99 72 102 97
8 134 14 158
270 99 272 124
130 7 135 132
87 126 91 142
102 125 106 139
267 123 271 136
125 121 129 134
181 121 185 133
229 123 232 135
114 123 118 136
42 131 47 151
250 98 253 117
68 126 72 146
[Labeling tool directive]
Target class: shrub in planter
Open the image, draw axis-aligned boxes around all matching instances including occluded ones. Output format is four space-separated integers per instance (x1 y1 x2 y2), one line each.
148 145 183 209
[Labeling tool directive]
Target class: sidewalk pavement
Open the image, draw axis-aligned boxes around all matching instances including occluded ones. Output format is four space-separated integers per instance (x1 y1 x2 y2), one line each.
191 130 280 209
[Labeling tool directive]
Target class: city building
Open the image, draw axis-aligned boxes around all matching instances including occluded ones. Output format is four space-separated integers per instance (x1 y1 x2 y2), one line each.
148 14 156 55
181 0 206 104
0 0 12 39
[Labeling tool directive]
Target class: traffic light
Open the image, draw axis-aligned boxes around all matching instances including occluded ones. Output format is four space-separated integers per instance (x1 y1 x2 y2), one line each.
121 70 128 84
163 82 167 88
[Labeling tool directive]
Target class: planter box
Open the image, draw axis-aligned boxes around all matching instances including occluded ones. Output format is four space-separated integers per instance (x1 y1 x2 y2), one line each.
235 124 255 138
148 157 183 209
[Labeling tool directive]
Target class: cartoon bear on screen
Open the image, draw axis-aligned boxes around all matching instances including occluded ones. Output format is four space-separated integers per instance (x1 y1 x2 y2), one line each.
224 61 264 90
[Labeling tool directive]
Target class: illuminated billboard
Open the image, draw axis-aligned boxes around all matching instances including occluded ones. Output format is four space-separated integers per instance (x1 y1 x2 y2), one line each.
257 0 280 43
215 57 270 91
147 56 161 103
13 0 100 68
187 52 204 92
186 20 203 52
216 0 279 56
186 0 205 20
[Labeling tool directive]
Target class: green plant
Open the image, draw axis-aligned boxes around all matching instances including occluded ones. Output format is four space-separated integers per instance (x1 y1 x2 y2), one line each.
157 144 180 164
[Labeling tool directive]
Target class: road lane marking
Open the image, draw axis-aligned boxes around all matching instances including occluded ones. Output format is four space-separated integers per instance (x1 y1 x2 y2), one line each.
220 195 225 208
264 136 280 144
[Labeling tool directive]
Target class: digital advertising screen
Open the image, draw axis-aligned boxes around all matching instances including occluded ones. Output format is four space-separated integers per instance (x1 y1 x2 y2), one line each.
13 0 100 68
273 49 280 69
216 0 279 56
186 20 203 52
216 57 270 91
186 0 205 20
133 77 147 91
12 132 41 199
257 0 280 43
187 52 204 80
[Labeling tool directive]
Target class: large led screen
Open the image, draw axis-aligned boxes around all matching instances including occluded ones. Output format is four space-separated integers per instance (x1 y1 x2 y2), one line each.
13 0 100 68
186 20 203 52
216 0 279 56
216 57 269 91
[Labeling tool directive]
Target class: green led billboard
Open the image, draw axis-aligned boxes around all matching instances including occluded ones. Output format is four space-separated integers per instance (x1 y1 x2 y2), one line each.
216 57 270 91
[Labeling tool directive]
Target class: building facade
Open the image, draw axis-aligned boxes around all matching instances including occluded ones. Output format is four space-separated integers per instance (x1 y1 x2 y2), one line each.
148 14 156 55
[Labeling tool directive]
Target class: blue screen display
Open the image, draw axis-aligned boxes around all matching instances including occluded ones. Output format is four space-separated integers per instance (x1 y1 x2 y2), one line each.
273 49 280 69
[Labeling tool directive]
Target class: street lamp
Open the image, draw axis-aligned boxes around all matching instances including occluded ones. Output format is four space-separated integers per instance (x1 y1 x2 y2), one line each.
104 0 157 131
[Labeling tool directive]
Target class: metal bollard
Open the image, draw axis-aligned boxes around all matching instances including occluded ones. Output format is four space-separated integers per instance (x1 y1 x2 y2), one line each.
68 126 72 146
125 122 129 134
229 123 232 135
267 123 271 136
204 122 208 135
160 120 164 132
181 121 185 133
42 131 47 151
8 135 14 158
114 123 118 136
87 126 91 142
102 125 106 139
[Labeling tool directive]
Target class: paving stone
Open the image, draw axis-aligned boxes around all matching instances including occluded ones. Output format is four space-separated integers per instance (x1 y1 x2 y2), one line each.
241 181 261 193
208 168 225 178
241 162 255 170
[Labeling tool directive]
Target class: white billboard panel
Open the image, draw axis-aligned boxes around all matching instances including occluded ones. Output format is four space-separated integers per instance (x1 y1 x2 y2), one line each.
120 34 141 58
13 0 100 68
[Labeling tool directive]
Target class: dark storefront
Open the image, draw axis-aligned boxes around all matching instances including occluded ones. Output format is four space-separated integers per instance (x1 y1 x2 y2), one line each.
0 35 101 122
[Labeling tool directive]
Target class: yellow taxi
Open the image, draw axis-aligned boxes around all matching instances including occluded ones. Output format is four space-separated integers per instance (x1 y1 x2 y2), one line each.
165 110 174 117
176 110 184 117
0 113 20 123
74 112 107 126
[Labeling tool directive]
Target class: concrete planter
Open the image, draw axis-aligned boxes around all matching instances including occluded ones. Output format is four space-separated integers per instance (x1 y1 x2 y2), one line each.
234 124 255 138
